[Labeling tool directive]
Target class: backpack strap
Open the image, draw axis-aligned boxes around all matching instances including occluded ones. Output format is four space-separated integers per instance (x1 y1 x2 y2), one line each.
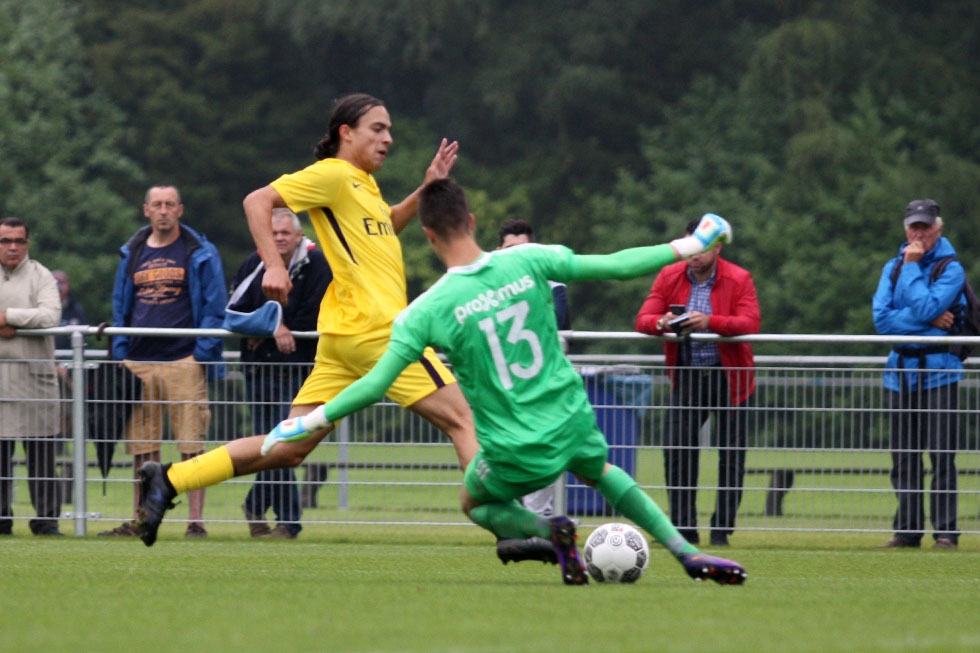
889 255 956 287
929 256 955 283
889 259 902 287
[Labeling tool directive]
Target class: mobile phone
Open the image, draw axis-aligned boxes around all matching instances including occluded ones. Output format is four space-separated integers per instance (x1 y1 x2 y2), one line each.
669 304 686 315
667 313 691 331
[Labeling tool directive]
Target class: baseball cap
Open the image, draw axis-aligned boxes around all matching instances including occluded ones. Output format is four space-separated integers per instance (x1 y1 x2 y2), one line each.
904 199 940 227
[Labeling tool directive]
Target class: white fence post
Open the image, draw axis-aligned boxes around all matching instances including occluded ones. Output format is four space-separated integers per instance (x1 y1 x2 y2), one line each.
70 329 87 536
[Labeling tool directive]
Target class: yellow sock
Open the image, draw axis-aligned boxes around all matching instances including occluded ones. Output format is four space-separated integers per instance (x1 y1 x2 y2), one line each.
166 446 235 493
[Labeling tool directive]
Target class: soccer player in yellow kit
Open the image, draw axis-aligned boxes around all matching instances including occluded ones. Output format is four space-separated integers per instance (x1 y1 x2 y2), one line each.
135 94 477 545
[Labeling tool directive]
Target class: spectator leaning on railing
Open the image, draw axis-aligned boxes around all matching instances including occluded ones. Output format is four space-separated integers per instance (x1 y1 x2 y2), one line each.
872 199 961 550
231 208 331 539
0 216 64 536
99 184 226 539
634 217 760 547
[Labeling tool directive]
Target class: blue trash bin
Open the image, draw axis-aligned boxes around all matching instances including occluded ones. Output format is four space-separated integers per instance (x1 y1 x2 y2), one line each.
566 371 650 516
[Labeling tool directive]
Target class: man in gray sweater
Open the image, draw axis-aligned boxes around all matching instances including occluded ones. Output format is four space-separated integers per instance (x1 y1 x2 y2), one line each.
0 217 63 536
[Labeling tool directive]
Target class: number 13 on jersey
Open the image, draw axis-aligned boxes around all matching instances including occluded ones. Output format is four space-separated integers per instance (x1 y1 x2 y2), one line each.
477 300 544 390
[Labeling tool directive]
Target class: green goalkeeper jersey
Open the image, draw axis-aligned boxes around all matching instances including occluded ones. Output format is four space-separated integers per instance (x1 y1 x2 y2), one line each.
315 240 678 482
388 244 593 480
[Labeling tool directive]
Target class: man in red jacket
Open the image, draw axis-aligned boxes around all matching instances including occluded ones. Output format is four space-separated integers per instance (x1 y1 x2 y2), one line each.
635 218 760 546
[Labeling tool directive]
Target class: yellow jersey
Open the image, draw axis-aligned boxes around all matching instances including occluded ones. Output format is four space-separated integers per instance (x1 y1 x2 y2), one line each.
271 158 407 335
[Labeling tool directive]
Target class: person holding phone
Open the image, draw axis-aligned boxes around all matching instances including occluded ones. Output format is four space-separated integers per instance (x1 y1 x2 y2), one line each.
634 217 760 546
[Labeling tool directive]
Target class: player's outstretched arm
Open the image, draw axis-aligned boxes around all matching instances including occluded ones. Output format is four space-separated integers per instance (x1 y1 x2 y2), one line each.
261 348 412 455
566 214 732 282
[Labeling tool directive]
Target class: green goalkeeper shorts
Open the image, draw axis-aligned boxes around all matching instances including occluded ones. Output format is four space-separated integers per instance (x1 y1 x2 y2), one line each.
463 425 609 503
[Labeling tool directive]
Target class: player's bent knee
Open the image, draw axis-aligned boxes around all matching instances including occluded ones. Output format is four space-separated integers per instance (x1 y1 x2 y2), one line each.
267 429 328 468
459 486 478 517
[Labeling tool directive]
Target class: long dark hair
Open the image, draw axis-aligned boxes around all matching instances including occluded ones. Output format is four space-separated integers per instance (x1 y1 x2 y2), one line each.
314 93 385 160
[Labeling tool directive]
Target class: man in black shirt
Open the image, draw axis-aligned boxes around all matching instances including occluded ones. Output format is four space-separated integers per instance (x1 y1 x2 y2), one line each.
231 208 331 538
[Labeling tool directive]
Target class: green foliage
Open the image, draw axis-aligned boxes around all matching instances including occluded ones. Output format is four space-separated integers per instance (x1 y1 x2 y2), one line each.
0 0 143 322
589 8 980 353
3 0 976 342
76 0 340 282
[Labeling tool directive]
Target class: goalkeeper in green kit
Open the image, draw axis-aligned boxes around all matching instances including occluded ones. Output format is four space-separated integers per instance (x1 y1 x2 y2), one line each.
262 178 747 586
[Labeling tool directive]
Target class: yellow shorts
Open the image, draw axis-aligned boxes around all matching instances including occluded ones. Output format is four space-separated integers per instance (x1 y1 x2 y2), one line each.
293 328 456 408
123 356 210 456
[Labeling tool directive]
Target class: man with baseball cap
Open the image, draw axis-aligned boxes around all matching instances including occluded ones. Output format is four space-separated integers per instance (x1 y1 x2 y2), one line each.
872 199 963 549
904 199 941 227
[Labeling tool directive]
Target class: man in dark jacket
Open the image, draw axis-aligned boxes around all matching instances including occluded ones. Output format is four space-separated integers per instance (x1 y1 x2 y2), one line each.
232 208 331 538
635 218 760 547
100 185 226 538
872 199 962 550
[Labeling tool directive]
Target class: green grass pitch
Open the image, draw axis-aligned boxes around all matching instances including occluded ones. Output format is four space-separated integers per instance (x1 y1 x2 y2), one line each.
1 527 978 652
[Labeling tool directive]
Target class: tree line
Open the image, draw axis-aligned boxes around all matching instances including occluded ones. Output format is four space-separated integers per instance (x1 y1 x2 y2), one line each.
3 0 978 355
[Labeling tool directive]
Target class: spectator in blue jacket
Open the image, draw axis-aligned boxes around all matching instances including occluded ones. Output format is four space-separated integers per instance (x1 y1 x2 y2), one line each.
100 184 226 538
872 199 962 550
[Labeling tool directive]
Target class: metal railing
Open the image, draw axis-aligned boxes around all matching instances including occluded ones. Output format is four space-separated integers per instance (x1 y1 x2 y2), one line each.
1 326 977 538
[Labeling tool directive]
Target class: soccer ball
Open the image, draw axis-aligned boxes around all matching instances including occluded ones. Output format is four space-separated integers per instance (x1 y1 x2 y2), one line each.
583 522 649 583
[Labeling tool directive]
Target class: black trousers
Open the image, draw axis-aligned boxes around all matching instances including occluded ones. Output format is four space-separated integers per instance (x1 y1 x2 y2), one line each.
888 383 959 544
242 364 310 535
663 367 748 538
0 438 62 533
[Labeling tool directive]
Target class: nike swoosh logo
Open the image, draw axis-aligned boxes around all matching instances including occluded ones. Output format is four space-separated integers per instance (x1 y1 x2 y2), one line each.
353 183 362 188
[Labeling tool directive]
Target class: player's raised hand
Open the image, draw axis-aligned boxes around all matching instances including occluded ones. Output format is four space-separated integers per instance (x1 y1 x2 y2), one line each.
424 138 459 184
261 266 292 305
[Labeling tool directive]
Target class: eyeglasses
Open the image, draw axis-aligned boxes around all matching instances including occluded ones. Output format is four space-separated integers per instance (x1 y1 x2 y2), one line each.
0 238 28 246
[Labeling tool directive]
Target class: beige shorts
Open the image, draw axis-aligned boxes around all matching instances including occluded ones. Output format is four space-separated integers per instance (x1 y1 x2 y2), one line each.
123 356 210 456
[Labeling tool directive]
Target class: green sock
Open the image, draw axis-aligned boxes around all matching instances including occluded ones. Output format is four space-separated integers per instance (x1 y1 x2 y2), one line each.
597 465 698 557
469 500 550 539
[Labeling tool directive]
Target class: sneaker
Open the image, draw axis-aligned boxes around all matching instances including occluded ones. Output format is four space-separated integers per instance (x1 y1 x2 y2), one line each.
33 524 65 536
549 516 588 585
692 213 733 249
680 552 747 585
497 536 559 565
242 505 271 537
932 537 957 550
98 520 140 537
185 522 208 538
260 417 312 456
135 462 177 547
268 525 298 539
881 536 920 549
